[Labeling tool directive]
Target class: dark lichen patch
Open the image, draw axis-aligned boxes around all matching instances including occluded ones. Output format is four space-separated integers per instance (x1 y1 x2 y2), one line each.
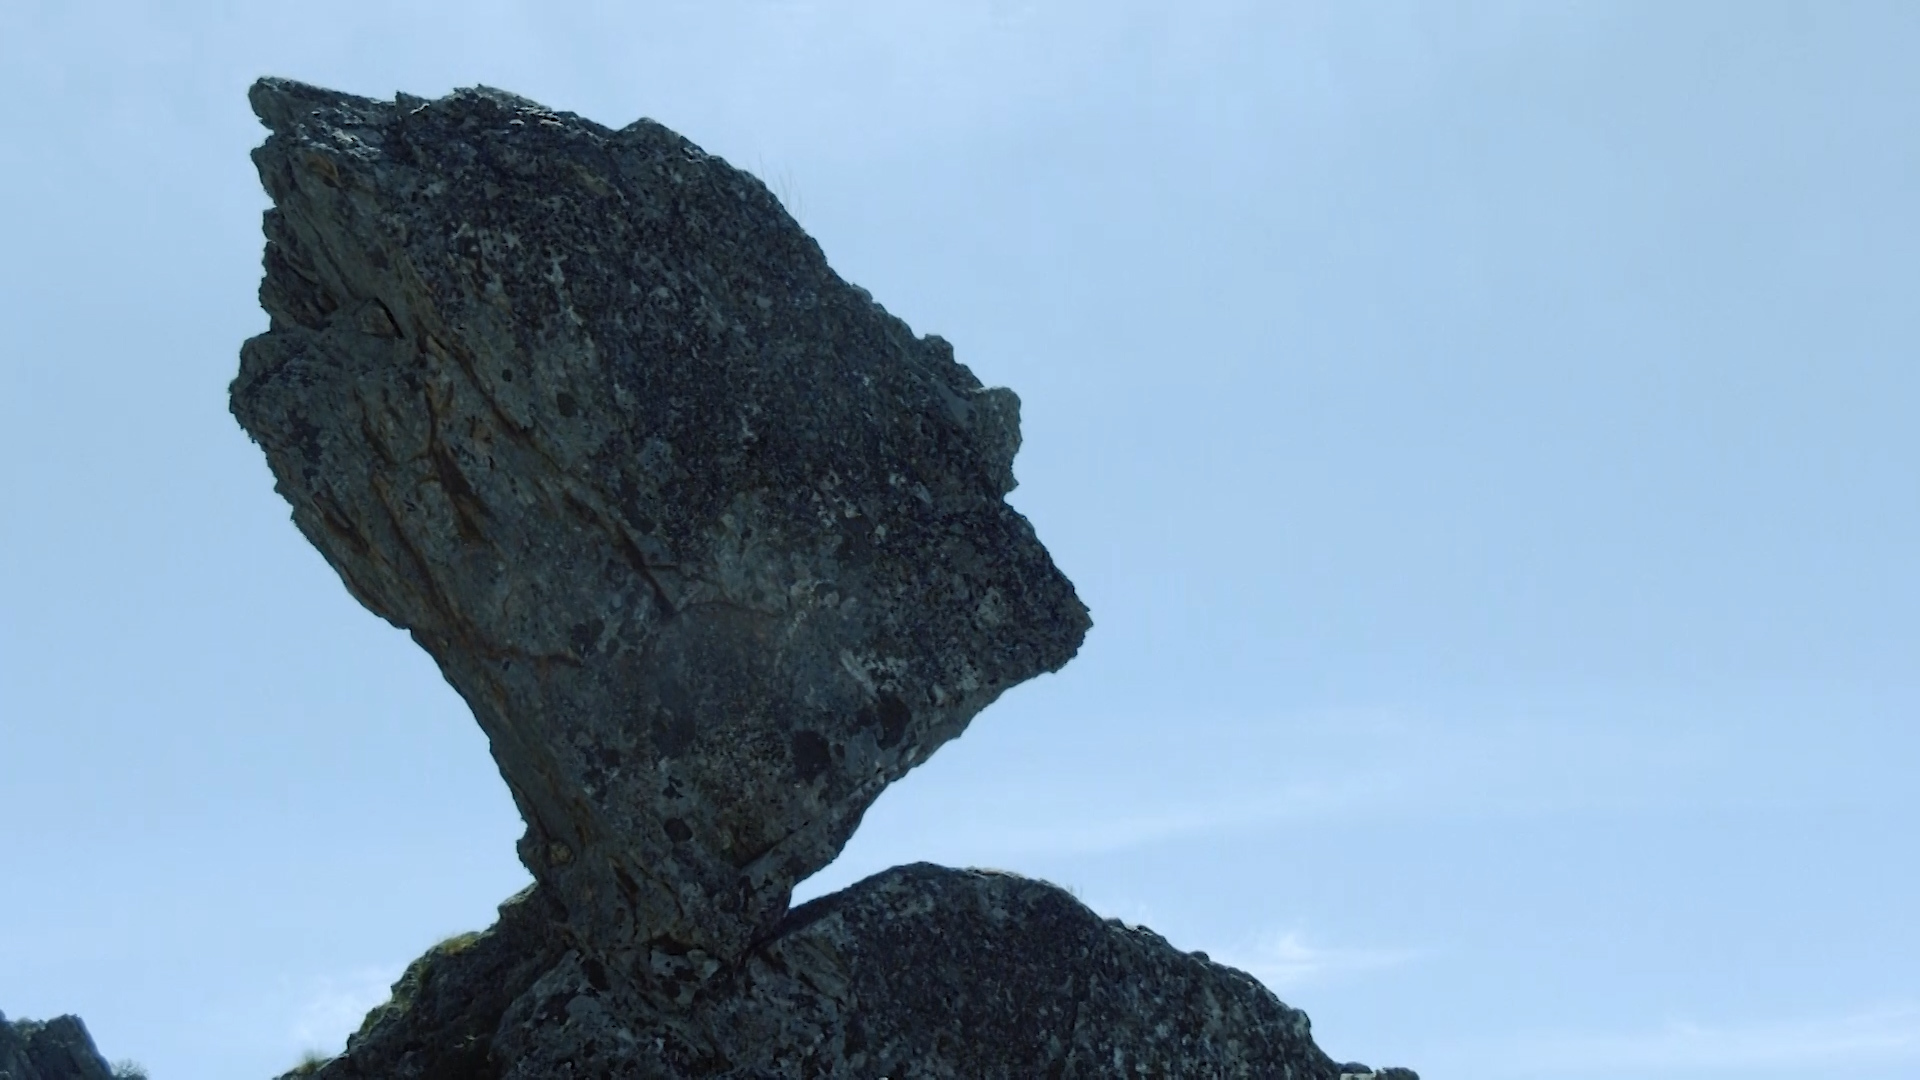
567 618 604 657
864 692 910 748
790 730 831 783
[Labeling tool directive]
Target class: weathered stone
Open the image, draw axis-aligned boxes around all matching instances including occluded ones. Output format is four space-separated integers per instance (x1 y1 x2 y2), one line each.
231 77 1090 968
291 866 1419 1080
0 1012 117 1080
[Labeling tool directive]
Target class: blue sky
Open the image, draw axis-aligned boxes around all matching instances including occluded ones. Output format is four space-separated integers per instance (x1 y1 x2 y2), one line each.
2 3 1916 1078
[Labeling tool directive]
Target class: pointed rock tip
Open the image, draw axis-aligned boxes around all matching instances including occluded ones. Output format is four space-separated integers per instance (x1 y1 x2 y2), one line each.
247 76 352 131
250 78 557 133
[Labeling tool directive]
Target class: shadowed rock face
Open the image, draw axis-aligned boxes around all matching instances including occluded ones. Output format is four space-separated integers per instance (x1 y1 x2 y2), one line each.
231 78 1089 968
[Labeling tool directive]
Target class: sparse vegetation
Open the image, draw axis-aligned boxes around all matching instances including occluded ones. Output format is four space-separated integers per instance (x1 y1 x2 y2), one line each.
433 930 482 957
286 1048 333 1077
749 155 806 227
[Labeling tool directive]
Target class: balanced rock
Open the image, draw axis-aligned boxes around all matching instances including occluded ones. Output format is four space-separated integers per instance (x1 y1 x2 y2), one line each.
231 78 1090 969
235 78 1418 1080
0 1012 118 1080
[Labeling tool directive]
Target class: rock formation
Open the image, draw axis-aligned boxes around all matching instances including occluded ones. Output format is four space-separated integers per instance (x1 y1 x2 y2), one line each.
0 1012 120 1080
232 77 1418 1078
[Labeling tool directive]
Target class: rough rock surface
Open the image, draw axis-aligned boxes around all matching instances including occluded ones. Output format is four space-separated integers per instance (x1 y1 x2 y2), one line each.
291 865 1415 1080
235 77 1417 1080
0 1013 116 1080
231 77 1090 967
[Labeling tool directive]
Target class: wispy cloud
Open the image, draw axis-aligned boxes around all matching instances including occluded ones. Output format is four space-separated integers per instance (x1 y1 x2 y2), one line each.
1214 930 1427 992
289 965 403 1052
981 774 1400 857
810 692 1901 903
1487 1001 1920 1075
870 701 1729 863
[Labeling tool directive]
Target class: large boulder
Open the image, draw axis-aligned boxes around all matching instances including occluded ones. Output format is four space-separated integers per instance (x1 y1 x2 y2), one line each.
231 78 1090 971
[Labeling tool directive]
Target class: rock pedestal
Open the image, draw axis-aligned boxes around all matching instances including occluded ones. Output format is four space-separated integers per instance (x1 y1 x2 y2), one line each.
232 78 1417 1079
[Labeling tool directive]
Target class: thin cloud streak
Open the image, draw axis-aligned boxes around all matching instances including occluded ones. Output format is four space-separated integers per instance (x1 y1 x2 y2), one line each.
977 775 1402 857
934 694 1902 862
1215 930 1428 992
857 700 1763 866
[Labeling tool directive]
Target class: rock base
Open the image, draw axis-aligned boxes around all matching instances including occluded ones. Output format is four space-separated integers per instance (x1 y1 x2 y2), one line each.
293 865 1416 1080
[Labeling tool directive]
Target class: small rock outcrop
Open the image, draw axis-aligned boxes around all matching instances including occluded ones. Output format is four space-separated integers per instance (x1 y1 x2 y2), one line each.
232 78 1417 1078
0 1012 117 1080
